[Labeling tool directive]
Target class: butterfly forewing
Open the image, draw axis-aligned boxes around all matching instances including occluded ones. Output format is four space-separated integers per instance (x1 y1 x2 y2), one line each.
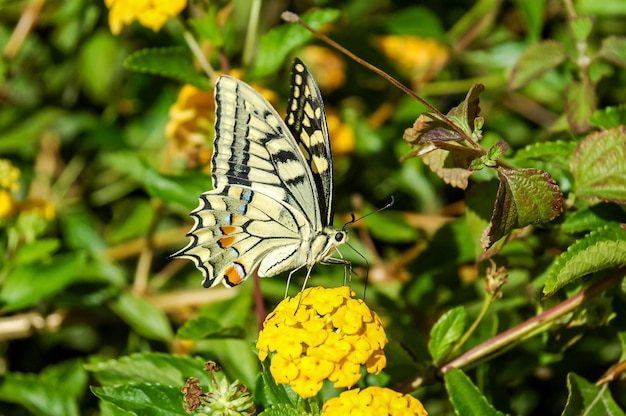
286 58 334 226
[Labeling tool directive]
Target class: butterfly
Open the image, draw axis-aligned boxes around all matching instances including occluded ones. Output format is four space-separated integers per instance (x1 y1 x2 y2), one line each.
175 58 348 289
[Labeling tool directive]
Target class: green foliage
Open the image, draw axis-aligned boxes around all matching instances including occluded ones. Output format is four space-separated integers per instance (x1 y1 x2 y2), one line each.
2 1 626 415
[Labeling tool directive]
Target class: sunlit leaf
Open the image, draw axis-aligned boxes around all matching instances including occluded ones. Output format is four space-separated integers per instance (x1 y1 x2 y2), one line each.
445 368 506 416
110 292 174 342
177 316 245 340
482 168 563 249
91 383 183 416
250 9 340 78
85 352 210 387
591 104 626 128
544 225 626 296
571 127 626 204
124 47 211 90
428 306 466 364
562 373 626 416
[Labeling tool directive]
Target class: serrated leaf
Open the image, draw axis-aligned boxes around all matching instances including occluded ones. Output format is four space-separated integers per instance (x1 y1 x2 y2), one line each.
509 40 566 90
563 373 626 416
571 127 626 204
482 168 563 249
256 361 296 409
444 368 506 416
176 316 245 340
91 383 184 416
565 79 597 134
0 252 87 312
591 104 626 128
544 225 626 296
428 306 466 364
85 353 210 387
250 9 340 78
447 84 485 136
124 47 210 90
110 292 173 342
598 36 626 69
513 141 577 167
561 205 626 234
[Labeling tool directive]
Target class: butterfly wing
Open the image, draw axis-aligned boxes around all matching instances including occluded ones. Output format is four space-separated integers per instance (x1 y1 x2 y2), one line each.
176 67 330 287
179 186 310 287
211 74 324 228
286 58 335 226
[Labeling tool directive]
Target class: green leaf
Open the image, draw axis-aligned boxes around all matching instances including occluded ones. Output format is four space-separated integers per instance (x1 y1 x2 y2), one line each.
591 104 626 128
78 29 124 103
177 315 245 340
598 36 626 69
561 205 626 234
571 127 626 204
447 83 485 137
563 373 626 416
544 225 626 296
85 353 210 387
91 383 184 416
444 368 506 416
565 79 597 134
189 7 224 46
428 306 466 364
250 9 340 78
366 212 421 243
110 292 174 342
124 47 211 90
0 361 87 416
0 108 65 156
482 168 563 249
0 252 87 312
256 360 296 409
383 6 445 37
513 140 577 166
509 40 566 90
569 16 594 42
12 238 60 266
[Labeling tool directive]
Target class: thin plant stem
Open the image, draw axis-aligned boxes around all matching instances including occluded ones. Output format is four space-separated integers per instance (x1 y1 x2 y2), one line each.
182 28 217 83
243 0 262 66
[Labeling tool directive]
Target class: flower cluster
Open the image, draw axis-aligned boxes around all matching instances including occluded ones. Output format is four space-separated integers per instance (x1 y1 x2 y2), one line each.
322 386 428 415
0 159 19 218
105 0 187 35
256 286 388 398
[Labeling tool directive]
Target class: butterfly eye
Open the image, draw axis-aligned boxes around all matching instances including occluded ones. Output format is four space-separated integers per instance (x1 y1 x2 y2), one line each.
334 232 344 242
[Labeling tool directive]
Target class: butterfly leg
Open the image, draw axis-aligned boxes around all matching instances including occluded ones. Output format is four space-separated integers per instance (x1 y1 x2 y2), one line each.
285 264 307 298
322 255 352 286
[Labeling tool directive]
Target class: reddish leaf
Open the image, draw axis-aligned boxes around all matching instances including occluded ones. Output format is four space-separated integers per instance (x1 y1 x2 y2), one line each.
564 79 597 134
571 127 626 204
598 36 626 69
482 168 563 249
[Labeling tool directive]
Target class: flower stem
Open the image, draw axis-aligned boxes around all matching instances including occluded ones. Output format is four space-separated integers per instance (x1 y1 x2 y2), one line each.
182 29 217 83
439 267 626 374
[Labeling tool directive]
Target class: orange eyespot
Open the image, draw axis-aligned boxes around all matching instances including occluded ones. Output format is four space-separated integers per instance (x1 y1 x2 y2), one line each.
220 225 237 235
218 236 237 248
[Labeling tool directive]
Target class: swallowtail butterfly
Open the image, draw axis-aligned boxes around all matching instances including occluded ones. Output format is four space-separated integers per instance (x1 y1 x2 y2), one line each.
176 59 347 288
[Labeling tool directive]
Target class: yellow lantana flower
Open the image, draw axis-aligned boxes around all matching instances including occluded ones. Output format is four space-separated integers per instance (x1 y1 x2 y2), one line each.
105 0 187 35
256 286 388 398
323 386 428 416
376 35 449 86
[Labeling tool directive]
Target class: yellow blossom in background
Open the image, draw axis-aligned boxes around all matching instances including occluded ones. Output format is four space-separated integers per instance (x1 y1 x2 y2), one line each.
326 109 355 156
299 45 346 92
19 198 55 221
0 159 20 192
256 286 388 398
322 386 428 416
167 72 279 172
376 35 449 86
166 84 216 152
105 0 187 35
0 190 15 219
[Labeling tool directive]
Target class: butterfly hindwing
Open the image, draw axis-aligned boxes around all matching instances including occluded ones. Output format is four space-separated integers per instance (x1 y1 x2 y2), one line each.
182 186 309 287
286 58 334 226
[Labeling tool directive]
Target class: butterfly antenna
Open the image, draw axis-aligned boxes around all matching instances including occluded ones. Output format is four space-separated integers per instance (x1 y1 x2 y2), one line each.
345 241 370 299
342 196 395 230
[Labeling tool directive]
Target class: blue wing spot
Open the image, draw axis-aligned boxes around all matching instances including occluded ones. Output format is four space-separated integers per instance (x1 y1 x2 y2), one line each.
242 189 253 202
224 213 232 225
